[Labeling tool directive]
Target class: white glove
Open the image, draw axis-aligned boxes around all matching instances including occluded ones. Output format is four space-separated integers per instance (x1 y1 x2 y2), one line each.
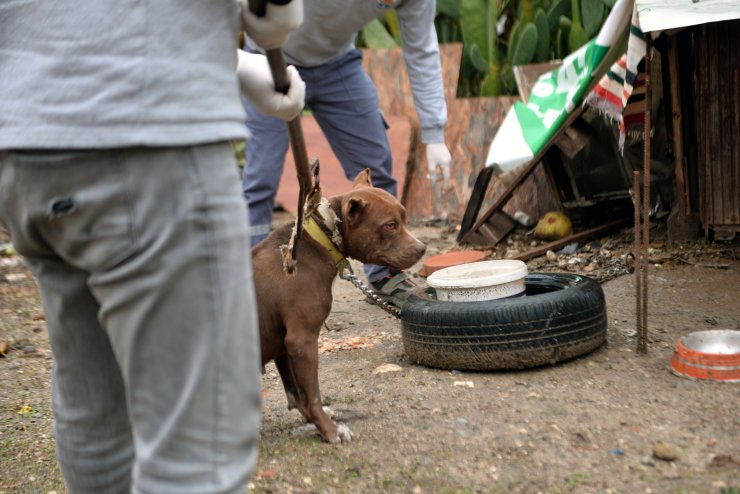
240 0 303 51
426 142 452 188
237 50 305 121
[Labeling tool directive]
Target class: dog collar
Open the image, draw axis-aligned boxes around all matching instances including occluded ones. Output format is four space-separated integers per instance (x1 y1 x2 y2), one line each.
303 216 349 272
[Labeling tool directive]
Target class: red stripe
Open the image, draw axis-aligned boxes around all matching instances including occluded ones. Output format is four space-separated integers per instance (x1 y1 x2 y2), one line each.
594 86 622 106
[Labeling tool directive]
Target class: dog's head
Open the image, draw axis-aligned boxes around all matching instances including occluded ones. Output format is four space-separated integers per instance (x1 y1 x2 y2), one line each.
339 169 426 270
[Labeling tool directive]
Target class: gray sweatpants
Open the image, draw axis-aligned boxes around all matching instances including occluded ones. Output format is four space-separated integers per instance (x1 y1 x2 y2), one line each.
0 144 261 494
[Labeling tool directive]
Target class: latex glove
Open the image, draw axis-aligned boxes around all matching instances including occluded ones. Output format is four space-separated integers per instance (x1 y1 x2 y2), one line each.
426 142 452 188
240 0 303 51
237 50 305 121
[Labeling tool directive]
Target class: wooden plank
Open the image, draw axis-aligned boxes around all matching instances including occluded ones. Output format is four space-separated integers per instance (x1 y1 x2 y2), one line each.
458 106 587 245
734 60 740 225
512 218 631 262
701 24 710 231
726 21 740 225
666 33 688 217
469 212 518 247
717 22 730 227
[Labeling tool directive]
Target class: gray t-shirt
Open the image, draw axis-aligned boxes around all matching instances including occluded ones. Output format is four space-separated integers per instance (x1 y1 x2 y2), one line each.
0 0 247 149
248 0 447 144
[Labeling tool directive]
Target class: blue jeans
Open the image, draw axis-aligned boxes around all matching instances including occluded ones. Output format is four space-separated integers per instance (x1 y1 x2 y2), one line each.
0 144 261 494
242 49 397 283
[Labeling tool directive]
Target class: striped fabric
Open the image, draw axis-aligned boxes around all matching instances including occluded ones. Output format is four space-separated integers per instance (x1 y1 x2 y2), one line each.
483 0 635 181
585 5 647 149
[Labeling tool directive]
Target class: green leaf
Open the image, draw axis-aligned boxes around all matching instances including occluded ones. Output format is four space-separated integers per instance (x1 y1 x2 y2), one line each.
568 20 588 52
382 11 402 42
534 8 550 62
461 0 489 64
500 63 517 94
436 0 460 18
361 19 398 48
559 15 572 30
518 0 535 23
602 0 616 7
469 43 490 74
555 26 570 59
506 20 524 62
511 22 538 66
547 0 571 34
581 0 604 37
481 62 502 96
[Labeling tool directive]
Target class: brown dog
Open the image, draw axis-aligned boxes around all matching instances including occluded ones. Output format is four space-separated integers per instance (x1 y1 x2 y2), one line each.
251 169 426 443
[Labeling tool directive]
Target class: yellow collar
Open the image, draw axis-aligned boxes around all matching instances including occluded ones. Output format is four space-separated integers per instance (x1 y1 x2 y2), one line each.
303 216 349 271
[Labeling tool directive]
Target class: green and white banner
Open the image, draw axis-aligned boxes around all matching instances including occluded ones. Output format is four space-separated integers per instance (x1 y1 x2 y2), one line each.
485 0 634 182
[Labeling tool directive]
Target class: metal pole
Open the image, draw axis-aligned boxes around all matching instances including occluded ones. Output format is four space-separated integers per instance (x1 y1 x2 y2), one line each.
638 37 652 355
633 170 643 352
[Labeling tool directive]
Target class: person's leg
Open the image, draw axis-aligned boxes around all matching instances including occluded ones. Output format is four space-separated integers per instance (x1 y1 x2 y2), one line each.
303 49 398 284
1 150 134 493
242 95 290 245
108 144 262 493
1 145 262 494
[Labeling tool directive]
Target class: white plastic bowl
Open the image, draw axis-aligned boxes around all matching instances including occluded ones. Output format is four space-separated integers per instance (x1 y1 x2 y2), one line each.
426 260 528 302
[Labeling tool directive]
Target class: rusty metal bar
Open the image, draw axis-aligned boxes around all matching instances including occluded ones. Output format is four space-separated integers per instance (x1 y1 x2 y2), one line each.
638 37 653 355
633 170 643 353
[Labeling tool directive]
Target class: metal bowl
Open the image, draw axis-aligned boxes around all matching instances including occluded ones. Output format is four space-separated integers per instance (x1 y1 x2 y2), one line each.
671 329 740 382
680 330 740 355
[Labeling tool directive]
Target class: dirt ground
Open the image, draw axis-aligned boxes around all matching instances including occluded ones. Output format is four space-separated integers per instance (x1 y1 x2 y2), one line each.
1 220 739 494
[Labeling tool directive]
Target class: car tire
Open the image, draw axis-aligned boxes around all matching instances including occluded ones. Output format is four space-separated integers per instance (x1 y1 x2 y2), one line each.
400 272 607 370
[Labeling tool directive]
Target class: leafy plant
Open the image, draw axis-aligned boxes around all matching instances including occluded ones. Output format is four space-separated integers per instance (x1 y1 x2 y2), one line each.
357 0 615 97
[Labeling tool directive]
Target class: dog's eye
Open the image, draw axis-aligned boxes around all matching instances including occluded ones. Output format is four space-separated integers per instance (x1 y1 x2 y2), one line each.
385 221 398 231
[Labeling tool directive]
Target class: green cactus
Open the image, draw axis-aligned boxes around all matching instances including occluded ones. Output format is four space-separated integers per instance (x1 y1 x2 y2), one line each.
382 11 402 44
361 18 398 48
510 22 538 66
518 0 535 24
461 0 504 96
436 0 460 18
481 63 503 96
506 20 524 62
568 0 588 52
425 0 617 97
533 8 550 62
547 0 571 34
581 0 605 37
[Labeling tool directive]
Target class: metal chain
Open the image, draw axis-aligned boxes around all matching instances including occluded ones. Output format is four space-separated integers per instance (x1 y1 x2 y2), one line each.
339 265 401 319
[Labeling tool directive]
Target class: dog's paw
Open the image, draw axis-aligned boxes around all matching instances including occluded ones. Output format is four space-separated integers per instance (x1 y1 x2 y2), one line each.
336 423 354 444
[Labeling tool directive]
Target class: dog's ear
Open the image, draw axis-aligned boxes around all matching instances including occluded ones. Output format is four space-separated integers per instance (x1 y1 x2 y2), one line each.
343 197 367 226
352 168 373 189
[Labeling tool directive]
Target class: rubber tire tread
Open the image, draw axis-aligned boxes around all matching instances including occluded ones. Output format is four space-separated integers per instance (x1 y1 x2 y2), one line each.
400 272 607 370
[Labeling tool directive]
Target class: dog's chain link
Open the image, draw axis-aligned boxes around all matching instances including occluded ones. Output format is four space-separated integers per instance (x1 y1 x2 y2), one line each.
339 265 401 319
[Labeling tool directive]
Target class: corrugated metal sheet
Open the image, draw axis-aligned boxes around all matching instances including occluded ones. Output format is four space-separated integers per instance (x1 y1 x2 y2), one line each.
636 0 740 33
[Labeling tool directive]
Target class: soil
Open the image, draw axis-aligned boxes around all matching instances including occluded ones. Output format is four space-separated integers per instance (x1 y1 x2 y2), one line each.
1 220 739 494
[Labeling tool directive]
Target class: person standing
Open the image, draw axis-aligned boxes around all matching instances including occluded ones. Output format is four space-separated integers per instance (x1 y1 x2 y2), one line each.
0 1 304 492
241 0 450 306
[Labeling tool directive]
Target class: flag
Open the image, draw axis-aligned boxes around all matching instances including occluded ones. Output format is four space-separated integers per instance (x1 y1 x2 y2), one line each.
584 7 647 150
484 0 635 184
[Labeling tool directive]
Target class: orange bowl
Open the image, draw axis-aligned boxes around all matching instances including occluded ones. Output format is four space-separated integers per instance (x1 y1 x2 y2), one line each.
670 330 740 382
418 250 487 277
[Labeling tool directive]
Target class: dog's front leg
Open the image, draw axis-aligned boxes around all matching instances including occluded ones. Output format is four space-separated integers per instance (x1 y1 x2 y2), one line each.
283 325 353 444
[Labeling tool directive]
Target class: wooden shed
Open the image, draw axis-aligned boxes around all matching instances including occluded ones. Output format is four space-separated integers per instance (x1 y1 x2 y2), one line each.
638 2 740 241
